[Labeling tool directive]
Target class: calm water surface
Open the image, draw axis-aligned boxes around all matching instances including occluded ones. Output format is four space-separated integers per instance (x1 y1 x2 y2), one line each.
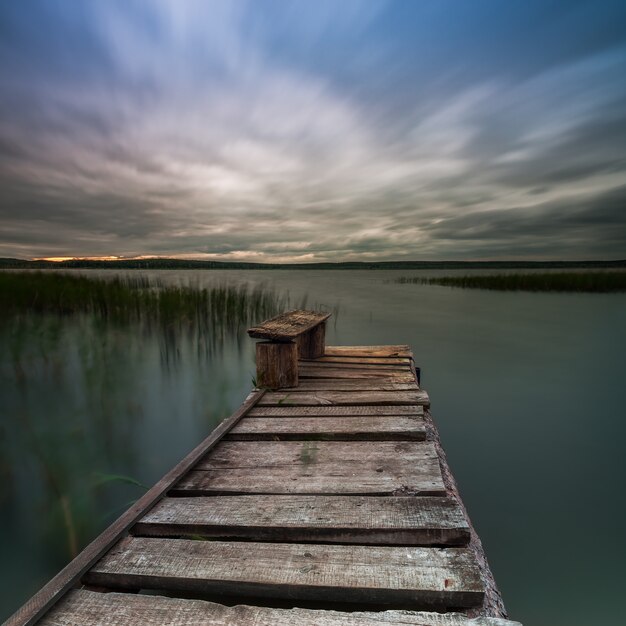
1 269 625 625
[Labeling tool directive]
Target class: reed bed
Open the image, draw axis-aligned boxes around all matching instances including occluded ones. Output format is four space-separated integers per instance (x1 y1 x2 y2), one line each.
394 271 626 292
0 271 286 330
1 271 291 565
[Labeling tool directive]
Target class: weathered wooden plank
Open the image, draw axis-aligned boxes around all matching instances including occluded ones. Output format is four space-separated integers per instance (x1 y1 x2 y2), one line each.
258 390 430 407
325 345 413 358
40 590 522 626
176 469 445 495
301 356 412 366
134 495 469 545
248 309 331 340
248 405 425 418
3 390 267 626
293 379 419 391
197 441 438 469
226 416 426 440
300 362 412 372
299 367 416 381
86 538 484 609
176 441 445 495
10 343 512 626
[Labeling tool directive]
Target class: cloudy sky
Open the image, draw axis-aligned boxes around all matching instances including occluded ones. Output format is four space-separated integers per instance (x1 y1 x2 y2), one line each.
1 0 625 262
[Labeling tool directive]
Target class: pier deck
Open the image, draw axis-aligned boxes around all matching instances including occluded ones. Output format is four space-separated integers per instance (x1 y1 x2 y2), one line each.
6 345 521 626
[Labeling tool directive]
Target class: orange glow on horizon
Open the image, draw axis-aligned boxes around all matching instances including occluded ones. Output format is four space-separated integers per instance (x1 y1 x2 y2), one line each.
34 256 129 262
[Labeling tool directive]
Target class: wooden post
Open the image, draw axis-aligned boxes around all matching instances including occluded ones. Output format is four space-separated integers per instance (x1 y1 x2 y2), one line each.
256 341 298 389
296 322 326 359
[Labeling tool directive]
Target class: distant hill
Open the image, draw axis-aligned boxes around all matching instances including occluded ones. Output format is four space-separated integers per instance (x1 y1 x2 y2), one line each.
1 257 625 270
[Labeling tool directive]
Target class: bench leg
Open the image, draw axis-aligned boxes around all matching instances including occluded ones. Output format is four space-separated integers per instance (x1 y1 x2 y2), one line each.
256 341 298 389
297 322 326 359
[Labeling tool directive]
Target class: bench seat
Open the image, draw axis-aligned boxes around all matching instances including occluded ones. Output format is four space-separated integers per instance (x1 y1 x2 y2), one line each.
248 309 331 388
248 309 331 341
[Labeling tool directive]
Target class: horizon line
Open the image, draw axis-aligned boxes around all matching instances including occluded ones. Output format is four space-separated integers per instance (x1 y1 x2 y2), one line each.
4 256 625 266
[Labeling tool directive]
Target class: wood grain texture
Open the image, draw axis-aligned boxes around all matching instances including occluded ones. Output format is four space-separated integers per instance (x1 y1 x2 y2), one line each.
3 390 267 626
299 362 412 372
301 356 412 366
256 341 298 389
293 379 419 391
86 538 485 609
296 322 326 358
175 469 445 496
40 590 522 626
175 441 445 496
258 390 430 407
226 416 426 441
324 345 413 358
197 441 439 470
134 495 470 545
299 368 416 381
248 405 425 418
9 343 514 626
248 309 331 340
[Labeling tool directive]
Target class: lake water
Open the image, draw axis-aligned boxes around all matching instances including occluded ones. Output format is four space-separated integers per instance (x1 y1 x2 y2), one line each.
1 269 625 625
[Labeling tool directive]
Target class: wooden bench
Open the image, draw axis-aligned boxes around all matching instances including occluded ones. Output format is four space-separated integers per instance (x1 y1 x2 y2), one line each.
247 309 331 389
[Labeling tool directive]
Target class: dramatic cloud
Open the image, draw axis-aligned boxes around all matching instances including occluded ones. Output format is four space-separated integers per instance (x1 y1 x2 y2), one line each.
1 0 625 260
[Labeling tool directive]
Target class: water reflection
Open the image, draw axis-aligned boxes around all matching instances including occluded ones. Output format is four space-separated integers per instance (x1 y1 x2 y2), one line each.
0 277 291 617
2 269 625 626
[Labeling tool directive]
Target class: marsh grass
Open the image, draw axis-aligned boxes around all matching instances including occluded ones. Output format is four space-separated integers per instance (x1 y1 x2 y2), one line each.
394 271 626 292
0 271 284 325
1 271 291 567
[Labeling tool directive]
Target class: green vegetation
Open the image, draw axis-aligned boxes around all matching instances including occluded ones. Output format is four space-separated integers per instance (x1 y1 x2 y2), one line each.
1 271 290 562
395 271 626 292
0 271 285 326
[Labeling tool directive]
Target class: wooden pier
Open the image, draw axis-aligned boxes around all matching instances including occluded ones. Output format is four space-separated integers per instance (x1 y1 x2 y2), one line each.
5 311 521 626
